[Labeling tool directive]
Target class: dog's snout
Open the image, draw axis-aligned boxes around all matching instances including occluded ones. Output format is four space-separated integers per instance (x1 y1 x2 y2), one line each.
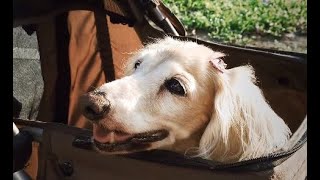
81 92 111 121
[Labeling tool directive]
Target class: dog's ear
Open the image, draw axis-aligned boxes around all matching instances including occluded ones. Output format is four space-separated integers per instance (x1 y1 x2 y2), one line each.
209 52 227 73
196 66 291 162
196 70 238 161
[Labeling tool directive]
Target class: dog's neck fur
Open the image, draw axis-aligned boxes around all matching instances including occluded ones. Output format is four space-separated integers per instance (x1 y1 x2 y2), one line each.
163 127 205 156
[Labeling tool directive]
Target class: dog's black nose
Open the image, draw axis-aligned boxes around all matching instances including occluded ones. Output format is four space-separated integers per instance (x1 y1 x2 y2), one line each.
80 92 111 121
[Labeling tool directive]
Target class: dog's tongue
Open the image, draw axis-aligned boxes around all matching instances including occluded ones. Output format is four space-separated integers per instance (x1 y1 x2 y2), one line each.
93 124 134 143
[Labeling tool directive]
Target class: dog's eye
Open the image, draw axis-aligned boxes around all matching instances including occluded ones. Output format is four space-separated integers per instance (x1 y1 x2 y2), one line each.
164 78 186 96
134 60 141 69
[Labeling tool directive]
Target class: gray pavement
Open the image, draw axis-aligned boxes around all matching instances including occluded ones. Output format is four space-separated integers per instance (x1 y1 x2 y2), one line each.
13 27 43 120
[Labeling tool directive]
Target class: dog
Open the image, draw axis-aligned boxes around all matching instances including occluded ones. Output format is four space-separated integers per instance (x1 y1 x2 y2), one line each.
80 37 291 163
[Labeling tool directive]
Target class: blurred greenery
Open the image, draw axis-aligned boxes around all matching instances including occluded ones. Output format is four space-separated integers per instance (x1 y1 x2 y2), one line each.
163 0 307 45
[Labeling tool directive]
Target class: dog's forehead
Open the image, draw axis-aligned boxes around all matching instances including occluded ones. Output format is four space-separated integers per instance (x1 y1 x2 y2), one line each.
126 39 221 86
139 40 213 65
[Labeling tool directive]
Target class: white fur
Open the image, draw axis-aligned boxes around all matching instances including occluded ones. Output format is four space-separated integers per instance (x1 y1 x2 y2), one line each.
90 37 291 163
197 66 291 162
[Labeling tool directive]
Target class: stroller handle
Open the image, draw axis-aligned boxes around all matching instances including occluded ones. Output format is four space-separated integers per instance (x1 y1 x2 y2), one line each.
13 122 33 175
13 122 20 136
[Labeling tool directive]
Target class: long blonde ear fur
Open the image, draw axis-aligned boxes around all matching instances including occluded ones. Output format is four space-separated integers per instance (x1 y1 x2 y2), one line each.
197 65 291 163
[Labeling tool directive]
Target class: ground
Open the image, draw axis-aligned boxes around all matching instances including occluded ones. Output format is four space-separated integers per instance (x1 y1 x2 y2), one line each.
163 0 307 54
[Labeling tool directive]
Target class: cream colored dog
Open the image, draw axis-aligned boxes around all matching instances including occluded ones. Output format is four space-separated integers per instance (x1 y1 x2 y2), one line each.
80 37 291 163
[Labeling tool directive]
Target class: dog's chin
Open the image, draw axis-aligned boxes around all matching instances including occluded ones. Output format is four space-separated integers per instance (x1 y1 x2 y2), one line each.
92 129 169 154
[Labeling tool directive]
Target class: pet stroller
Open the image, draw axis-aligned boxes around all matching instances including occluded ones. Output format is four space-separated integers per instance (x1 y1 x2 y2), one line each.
13 0 307 179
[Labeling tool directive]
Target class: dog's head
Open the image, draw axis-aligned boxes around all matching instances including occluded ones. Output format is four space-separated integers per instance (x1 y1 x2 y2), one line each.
80 37 291 162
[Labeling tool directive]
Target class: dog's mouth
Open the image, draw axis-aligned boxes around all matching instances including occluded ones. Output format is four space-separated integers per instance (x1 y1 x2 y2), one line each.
93 124 169 153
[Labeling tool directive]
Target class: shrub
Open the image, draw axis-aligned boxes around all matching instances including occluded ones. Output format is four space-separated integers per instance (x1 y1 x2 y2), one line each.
163 0 307 44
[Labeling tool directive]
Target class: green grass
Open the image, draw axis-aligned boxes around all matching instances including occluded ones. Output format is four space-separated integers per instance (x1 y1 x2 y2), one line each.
162 0 307 45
